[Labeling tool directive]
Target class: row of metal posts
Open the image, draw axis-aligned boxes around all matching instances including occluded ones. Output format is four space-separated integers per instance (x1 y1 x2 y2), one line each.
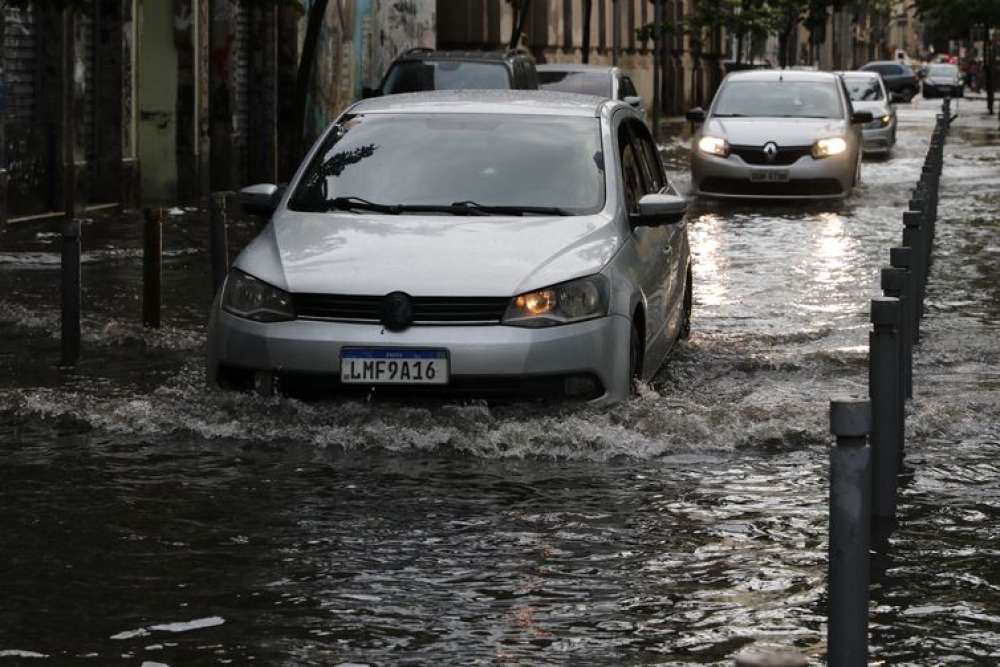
827 97 952 666
59 194 231 366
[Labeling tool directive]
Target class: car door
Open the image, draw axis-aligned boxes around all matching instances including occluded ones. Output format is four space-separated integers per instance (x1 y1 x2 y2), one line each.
632 119 687 353
616 116 675 360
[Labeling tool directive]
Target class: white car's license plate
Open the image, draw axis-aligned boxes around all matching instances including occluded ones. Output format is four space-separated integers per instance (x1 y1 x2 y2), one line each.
340 349 449 385
750 170 790 182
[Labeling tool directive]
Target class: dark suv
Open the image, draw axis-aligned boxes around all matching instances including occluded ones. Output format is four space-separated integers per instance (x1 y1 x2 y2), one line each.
859 61 920 102
363 49 538 98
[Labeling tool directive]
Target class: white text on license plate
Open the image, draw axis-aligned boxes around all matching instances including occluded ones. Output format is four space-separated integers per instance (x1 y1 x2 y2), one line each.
750 170 789 182
340 349 449 385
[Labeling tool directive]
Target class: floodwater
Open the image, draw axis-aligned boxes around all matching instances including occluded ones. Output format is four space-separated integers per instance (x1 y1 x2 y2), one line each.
1 98 998 665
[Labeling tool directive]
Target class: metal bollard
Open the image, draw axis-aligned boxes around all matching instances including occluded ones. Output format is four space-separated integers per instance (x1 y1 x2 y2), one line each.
734 647 808 667
209 192 229 294
61 219 82 366
902 211 927 319
869 298 903 521
142 208 162 328
890 246 919 344
882 265 913 398
828 398 872 667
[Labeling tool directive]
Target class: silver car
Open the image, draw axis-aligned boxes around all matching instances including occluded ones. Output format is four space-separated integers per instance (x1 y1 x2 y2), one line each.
207 91 692 404
537 64 644 114
687 70 872 199
840 71 897 155
922 63 964 98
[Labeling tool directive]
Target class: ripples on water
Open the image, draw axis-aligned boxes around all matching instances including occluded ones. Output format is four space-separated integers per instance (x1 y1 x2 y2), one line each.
0 98 998 664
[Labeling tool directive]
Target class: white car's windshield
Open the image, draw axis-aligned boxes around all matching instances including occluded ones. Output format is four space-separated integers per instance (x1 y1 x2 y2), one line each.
843 76 883 101
289 113 606 215
382 61 510 94
713 80 843 119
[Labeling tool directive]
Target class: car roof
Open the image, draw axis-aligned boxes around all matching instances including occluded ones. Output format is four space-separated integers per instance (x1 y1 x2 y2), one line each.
837 70 880 79
536 63 619 75
348 90 611 117
724 69 841 83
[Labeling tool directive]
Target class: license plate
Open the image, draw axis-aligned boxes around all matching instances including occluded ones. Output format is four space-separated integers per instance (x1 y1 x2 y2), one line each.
340 349 449 385
750 170 790 182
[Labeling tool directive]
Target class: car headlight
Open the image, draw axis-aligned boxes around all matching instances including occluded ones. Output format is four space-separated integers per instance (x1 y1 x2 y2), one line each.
811 137 848 159
221 269 295 322
698 135 730 157
502 275 610 328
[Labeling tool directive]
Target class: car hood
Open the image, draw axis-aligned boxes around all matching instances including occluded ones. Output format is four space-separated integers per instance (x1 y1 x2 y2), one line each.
852 100 889 114
234 211 622 297
705 117 848 146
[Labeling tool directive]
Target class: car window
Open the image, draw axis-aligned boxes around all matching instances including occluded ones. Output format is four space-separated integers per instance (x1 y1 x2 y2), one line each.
620 76 638 99
617 124 643 215
843 76 884 101
712 80 844 119
538 70 613 97
382 60 511 94
928 65 958 77
630 121 664 193
289 113 606 215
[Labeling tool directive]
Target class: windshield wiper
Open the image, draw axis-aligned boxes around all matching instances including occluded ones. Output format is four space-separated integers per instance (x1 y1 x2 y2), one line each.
449 201 571 216
328 196 403 214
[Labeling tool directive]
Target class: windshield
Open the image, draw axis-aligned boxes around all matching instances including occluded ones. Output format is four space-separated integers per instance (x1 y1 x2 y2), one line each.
289 114 606 215
382 60 510 94
538 70 613 97
713 80 843 118
843 76 883 101
928 65 958 78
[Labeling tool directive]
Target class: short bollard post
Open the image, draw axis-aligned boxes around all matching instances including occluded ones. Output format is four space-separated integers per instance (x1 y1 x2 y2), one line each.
209 192 229 294
869 298 903 521
882 266 913 399
902 211 927 317
142 208 162 328
734 647 808 667
61 219 82 366
828 398 872 667
890 246 919 345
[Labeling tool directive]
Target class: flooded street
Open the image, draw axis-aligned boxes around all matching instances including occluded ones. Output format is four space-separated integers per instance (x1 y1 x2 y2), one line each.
1 97 998 665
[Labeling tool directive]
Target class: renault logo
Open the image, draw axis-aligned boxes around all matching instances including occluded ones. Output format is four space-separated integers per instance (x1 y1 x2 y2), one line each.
763 142 779 162
380 292 414 332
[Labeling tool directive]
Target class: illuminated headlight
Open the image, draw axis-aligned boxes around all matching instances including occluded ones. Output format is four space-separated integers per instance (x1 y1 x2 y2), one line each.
221 269 295 322
811 137 848 159
698 135 730 157
867 114 892 129
502 275 609 328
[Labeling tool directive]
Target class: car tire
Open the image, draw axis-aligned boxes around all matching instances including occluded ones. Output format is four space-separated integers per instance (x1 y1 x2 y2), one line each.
902 86 917 102
680 267 692 341
628 320 643 390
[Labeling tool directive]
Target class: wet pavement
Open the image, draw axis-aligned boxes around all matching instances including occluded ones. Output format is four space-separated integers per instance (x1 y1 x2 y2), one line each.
1 97 998 665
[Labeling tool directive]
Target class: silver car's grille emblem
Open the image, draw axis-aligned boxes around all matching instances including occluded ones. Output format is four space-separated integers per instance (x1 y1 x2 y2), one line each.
763 142 778 162
380 291 415 332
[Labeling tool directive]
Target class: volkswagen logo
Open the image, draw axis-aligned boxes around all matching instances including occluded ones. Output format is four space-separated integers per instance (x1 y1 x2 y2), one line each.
380 292 414 332
763 142 779 162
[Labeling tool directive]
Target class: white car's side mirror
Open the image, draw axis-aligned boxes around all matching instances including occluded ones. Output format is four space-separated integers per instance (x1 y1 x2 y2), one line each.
635 193 687 226
239 183 283 216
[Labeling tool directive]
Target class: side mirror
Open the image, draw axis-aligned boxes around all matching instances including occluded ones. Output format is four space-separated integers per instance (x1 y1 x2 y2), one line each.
635 193 687 226
624 95 643 110
239 183 283 216
851 110 874 124
685 107 706 123
361 86 379 99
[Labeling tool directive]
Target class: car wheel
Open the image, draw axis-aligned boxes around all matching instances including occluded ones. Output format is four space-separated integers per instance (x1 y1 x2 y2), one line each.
628 320 643 390
680 267 692 340
902 86 916 102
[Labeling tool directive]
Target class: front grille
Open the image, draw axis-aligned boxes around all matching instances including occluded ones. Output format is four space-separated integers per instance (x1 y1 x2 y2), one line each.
700 176 844 197
292 293 511 324
731 145 812 166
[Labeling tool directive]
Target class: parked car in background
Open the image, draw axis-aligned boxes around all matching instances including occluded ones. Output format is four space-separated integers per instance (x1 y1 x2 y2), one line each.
859 60 920 102
838 71 897 155
686 70 871 199
217 91 692 404
363 48 538 97
922 63 964 98
537 64 644 113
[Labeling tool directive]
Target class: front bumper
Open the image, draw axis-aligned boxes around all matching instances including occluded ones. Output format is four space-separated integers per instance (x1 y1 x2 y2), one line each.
691 149 854 200
207 308 633 403
923 83 962 98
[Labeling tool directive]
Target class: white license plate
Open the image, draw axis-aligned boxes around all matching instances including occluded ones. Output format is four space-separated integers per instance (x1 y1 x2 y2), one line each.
340 349 449 385
750 170 790 183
